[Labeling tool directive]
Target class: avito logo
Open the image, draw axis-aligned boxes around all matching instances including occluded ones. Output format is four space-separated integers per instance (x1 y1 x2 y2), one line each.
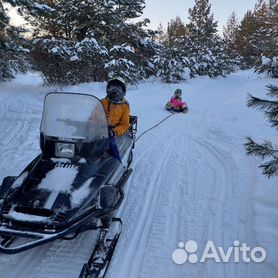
172 240 266 264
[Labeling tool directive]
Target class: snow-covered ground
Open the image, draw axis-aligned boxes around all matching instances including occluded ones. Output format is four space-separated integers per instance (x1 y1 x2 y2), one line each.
0 70 277 278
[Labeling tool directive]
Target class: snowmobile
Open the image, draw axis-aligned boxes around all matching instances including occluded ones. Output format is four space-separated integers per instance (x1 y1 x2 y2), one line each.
0 93 137 275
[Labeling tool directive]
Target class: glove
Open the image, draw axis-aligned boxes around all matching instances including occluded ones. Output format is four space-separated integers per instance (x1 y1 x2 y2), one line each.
109 127 116 137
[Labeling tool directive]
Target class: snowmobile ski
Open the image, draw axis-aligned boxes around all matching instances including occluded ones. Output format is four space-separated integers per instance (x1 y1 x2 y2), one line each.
79 218 122 278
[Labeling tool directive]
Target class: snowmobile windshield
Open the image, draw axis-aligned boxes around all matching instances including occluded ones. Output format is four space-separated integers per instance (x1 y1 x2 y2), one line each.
41 93 108 141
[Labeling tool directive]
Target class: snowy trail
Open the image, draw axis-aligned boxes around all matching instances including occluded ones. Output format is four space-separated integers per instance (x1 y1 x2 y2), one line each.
0 232 99 278
108 114 255 278
0 71 277 278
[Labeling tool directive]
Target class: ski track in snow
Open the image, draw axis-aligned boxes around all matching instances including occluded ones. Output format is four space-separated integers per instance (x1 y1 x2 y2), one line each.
0 71 277 278
108 115 256 278
0 231 99 278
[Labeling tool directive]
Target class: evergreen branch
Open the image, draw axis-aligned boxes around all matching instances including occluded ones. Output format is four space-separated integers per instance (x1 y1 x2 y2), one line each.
245 137 278 159
264 110 278 129
247 94 278 112
259 156 278 178
266 84 278 98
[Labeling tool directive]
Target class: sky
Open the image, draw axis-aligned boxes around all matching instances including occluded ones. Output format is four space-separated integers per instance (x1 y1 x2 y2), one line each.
142 0 258 34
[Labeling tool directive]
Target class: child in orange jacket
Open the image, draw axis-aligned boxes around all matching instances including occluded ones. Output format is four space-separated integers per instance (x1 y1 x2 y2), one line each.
101 78 130 161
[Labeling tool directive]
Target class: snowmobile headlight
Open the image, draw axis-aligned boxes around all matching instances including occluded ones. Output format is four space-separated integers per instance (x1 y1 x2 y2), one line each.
55 143 75 158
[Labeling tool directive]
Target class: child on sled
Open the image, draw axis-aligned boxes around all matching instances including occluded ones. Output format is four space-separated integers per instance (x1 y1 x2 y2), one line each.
166 89 188 113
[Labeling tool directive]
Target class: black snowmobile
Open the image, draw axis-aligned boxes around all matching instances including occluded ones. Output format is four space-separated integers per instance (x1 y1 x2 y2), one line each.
0 93 137 275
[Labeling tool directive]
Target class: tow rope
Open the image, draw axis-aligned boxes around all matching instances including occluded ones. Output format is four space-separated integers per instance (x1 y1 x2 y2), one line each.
136 113 175 142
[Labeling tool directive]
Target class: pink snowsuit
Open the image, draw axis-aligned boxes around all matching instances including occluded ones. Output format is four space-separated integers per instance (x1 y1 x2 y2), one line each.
169 96 186 109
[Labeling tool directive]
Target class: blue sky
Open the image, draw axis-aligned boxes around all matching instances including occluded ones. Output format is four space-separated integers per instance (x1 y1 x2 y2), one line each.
143 0 258 33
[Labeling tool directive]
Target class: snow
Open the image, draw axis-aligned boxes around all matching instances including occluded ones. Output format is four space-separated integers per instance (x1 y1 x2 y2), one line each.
39 166 78 192
110 45 135 53
49 46 59 54
11 171 28 189
261 55 272 65
6 211 49 223
0 70 277 278
33 2 55 12
78 158 87 164
71 177 94 207
50 158 71 164
70 55 79 61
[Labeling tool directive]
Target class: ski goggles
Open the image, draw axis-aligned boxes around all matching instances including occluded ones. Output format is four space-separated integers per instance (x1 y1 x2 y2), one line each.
107 85 125 100
108 84 125 94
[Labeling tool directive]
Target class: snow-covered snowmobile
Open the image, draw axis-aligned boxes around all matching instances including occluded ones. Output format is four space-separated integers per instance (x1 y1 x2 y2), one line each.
0 93 137 274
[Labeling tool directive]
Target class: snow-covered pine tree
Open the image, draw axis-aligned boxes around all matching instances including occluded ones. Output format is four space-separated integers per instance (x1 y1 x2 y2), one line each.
245 84 278 177
4 0 56 36
31 35 108 85
52 0 159 83
102 0 160 83
165 16 187 47
0 2 29 81
223 12 243 67
25 0 110 84
155 23 166 44
8 0 159 84
223 12 239 44
0 2 12 80
234 10 257 68
104 44 138 84
187 0 217 44
183 0 235 77
154 46 189 83
252 0 278 77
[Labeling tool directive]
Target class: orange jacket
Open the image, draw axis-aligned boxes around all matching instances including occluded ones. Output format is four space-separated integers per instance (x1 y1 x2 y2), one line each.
101 98 130 136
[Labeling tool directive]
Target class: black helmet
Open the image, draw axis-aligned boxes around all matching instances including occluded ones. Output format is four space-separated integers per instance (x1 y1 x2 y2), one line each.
106 78 126 102
174 88 182 98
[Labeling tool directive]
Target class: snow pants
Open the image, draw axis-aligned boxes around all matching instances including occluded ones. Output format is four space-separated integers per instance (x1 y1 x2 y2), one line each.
108 137 122 162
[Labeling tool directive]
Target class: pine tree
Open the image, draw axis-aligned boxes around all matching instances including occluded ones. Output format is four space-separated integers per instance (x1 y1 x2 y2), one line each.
0 2 29 80
7 0 160 84
187 0 218 44
234 10 258 68
223 12 239 42
154 46 189 83
0 2 11 80
223 12 242 66
155 23 166 44
165 16 187 47
102 0 160 82
245 84 278 177
182 0 234 77
252 0 278 77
